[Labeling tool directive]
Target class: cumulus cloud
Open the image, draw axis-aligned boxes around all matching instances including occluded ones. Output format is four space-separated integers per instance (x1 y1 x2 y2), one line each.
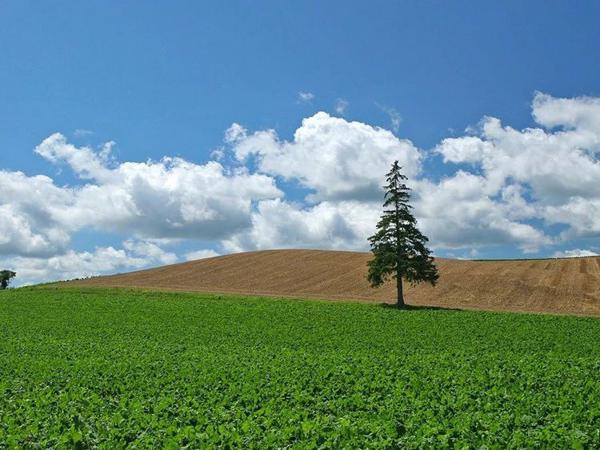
435 92 600 243
0 171 73 257
437 115 600 202
0 134 284 283
227 112 422 201
0 237 184 286
4 92 600 284
414 174 551 253
36 133 116 182
544 198 600 239
5 134 283 252
223 93 600 254
224 199 380 253
123 239 178 265
533 92 600 133
1 244 153 286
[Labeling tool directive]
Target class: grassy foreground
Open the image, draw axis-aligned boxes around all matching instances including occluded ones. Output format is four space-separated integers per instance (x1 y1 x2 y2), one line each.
1 288 600 448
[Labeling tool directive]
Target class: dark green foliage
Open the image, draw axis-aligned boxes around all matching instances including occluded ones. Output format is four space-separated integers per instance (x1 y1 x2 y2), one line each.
0 270 16 289
367 161 438 306
1 287 600 448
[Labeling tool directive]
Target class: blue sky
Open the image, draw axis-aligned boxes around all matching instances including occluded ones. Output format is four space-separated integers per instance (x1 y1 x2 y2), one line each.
2 1 600 284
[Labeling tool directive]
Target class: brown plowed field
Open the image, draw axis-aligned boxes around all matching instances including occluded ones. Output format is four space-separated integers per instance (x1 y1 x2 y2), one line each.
68 249 600 316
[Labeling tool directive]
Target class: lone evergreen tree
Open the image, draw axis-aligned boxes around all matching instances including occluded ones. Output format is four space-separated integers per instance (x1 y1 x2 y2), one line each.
367 161 438 307
0 270 16 289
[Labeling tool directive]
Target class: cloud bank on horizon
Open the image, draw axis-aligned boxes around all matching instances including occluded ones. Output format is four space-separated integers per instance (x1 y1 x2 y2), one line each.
2 92 600 284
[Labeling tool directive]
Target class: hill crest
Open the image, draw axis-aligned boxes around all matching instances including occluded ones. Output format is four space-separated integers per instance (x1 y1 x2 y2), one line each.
68 249 600 316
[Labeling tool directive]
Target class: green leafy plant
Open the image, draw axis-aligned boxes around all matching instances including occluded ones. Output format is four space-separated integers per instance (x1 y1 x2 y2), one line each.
0 287 599 447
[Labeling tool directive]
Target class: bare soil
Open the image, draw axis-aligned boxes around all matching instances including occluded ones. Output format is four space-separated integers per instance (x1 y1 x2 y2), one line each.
67 249 600 316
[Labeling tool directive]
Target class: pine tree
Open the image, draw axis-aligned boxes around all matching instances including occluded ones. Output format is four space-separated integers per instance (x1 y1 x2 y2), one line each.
367 161 438 307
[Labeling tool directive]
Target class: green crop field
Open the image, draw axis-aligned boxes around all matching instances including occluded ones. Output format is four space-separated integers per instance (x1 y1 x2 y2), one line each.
1 287 600 448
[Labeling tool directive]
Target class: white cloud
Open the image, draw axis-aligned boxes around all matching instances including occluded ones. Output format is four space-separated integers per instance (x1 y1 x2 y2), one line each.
227 112 422 201
532 92 600 134
1 238 182 286
335 98 349 115
185 249 220 261
123 239 178 265
414 174 551 253
222 108 559 254
3 247 146 286
436 135 493 165
544 198 600 239
0 203 67 257
297 91 315 103
222 173 552 255
436 92 600 242
3 135 283 255
4 92 600 284
553 249 599 258
36 133 115 182
224 199 380 253
223 93 600 254
437 116 600 202
210 147 225 161
376 104 402 133
72 158 280 239
0 171 73 257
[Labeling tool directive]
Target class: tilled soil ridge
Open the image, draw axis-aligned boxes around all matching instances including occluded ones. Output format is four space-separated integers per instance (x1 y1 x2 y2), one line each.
68 249 600 316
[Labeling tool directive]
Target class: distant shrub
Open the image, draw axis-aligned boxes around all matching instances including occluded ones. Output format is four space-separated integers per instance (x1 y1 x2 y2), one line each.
0 270 16 289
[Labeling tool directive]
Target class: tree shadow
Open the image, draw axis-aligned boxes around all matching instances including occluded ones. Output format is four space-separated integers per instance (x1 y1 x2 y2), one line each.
379 303 464 312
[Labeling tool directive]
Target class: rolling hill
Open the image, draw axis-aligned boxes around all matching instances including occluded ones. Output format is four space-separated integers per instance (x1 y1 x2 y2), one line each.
67 249 600 316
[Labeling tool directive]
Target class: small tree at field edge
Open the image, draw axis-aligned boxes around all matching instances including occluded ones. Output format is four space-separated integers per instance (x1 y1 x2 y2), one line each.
0 270 16 289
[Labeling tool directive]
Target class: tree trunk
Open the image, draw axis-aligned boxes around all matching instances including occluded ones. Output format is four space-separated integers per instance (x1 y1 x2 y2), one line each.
393 175 405 308
396 275 405 308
